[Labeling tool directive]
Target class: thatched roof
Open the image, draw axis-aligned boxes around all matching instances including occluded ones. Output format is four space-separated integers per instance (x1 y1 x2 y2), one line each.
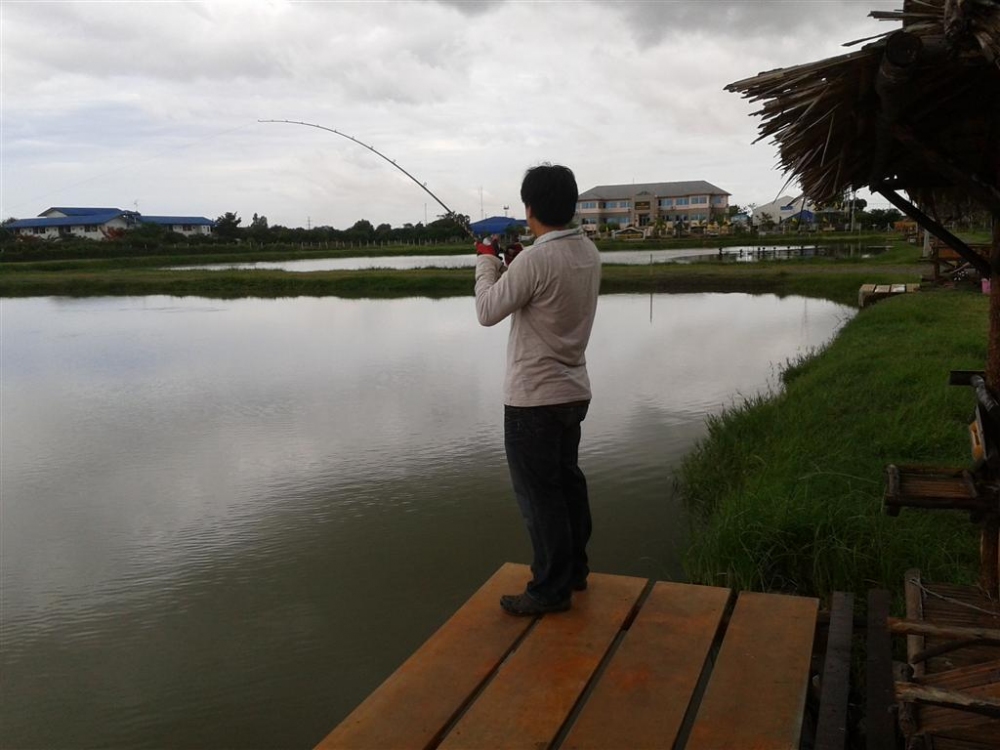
726 0 1000 208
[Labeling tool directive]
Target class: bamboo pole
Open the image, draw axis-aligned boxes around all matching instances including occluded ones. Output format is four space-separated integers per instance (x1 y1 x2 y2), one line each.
904 570 926 678
887 617 1000 642
895 682 1000 719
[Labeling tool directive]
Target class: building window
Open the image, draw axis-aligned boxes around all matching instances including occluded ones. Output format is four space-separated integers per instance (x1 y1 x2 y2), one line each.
692 196 708 205
579 201 597 210
675 197 689 206
659 198 673 208
712 196 726 205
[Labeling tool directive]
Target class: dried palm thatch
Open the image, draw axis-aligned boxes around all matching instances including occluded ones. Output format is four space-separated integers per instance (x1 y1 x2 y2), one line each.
726 0 1000 208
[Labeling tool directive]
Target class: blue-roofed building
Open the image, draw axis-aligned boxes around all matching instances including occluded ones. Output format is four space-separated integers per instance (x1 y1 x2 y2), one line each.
40 207 125 218
140 216 216 234
6 208 215 240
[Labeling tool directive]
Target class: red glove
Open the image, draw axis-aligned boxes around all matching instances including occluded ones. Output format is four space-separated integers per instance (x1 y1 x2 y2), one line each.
476 241 499 257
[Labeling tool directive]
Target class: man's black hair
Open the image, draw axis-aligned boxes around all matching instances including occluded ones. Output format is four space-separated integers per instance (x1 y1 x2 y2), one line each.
520 164 578 227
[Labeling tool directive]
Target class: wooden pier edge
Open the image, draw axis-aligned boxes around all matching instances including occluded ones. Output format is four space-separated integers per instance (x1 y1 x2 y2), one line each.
314 563 534 750
315 564 849 750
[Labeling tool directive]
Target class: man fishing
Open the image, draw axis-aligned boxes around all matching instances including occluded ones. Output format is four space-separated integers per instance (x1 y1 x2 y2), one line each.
474 164 602 616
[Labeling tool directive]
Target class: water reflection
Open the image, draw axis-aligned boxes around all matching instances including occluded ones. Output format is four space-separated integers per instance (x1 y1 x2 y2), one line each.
1 293 853 749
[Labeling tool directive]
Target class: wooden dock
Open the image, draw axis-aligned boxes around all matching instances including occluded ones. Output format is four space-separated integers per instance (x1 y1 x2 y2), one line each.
891 570 1000 748
858 282 920 308
316 562 823 750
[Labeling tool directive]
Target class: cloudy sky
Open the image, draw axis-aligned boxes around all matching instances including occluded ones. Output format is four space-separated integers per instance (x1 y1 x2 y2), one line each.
2 0 899 229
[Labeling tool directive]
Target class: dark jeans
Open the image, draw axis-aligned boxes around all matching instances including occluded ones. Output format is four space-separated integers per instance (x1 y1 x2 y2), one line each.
504 401 591 604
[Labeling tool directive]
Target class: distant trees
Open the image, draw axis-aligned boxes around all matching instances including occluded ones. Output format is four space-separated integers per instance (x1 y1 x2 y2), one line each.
248 213 270 243
203 211 471 247
859 208 903 231
215 212 242 241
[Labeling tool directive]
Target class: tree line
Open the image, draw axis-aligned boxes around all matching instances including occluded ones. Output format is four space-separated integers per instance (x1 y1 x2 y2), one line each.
212 211 473 245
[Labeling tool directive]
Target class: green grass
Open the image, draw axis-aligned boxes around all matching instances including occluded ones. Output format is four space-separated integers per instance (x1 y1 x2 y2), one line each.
678 290 988 605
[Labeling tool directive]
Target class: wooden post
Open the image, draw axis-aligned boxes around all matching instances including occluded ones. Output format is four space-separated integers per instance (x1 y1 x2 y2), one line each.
984 216 1000 597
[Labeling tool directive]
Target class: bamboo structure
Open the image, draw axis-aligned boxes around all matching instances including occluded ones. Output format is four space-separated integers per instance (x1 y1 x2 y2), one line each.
727 0 1000 597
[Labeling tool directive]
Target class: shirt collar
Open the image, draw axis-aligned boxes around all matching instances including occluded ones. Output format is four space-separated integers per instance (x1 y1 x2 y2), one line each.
530 227 581 247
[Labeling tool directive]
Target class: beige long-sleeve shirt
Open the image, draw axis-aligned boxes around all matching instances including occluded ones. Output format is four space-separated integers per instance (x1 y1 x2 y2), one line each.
475 228 601 407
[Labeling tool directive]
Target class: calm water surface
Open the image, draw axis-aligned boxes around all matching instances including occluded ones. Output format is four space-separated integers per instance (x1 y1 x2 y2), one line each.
1 292 853 749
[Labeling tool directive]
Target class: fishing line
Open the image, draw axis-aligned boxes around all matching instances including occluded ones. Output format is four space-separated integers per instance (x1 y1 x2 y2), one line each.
259 119 474 238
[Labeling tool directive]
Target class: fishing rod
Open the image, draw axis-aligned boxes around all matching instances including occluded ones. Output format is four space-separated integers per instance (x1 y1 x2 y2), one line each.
259 119 474 238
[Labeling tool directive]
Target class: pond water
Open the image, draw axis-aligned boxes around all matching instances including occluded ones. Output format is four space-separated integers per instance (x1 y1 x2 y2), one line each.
172 243 884 272
1 292 853 749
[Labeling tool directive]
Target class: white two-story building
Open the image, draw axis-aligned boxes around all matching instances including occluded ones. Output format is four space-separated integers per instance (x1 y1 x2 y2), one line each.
576 181 730 234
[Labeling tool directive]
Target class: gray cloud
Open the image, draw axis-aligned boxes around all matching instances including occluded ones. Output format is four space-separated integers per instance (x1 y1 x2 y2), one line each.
601 0 899 46
2 0 902 226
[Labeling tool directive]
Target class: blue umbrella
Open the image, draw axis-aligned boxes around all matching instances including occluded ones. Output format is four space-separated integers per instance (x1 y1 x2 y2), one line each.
469 216 527 236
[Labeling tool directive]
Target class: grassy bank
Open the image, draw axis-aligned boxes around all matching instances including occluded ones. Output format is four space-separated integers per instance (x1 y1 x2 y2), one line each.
678 289 987 603
0 237 924 302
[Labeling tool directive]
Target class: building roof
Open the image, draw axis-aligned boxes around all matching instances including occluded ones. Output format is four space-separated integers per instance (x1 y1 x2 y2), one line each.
7 211 126 229
141 216 215 226
41 207 123 217
579 181 730 201
8 208 213 230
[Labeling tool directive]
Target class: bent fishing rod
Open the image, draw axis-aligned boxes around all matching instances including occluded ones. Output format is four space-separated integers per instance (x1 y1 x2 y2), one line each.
259 119 474 238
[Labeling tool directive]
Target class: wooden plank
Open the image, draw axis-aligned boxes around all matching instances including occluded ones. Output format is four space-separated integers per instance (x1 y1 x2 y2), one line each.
686 591 818 750
815 591 855 750
866 589 897 750
560 582 732 749
437 571 647 750
315 562 534 750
